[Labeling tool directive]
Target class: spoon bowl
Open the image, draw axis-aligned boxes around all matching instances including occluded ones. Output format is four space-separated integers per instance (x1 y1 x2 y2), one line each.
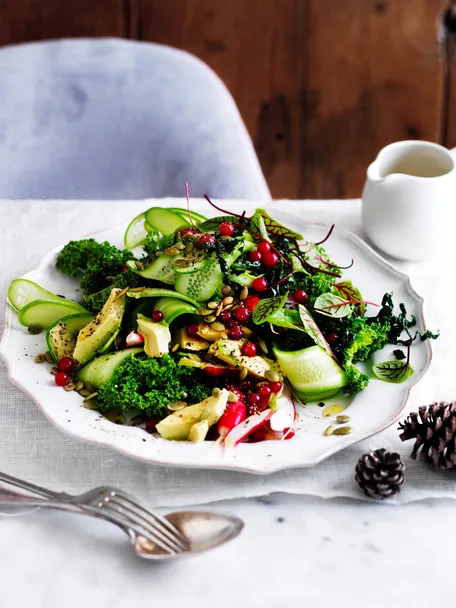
134 510 244 560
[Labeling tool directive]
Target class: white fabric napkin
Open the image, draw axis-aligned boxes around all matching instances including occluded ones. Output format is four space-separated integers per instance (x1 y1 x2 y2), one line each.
0 198 454 506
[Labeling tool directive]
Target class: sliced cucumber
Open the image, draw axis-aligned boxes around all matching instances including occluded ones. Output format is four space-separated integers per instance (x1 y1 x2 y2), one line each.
126 256 176 285
126 287 199 307
46 313 94 361
97 329 120 354
145 207 189 235
73 288 126 365
154 297 197 324
8 279 85 313
168 207 207 225
174 247 242 302
124 212 150 249
171 250 207 274
77 348 143 389
18 300 89 329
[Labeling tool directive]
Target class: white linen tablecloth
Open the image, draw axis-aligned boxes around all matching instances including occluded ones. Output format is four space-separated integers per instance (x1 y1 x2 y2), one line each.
0 198 453 506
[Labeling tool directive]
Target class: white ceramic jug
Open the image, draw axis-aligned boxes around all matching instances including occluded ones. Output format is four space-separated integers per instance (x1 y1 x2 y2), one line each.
361 140 456 261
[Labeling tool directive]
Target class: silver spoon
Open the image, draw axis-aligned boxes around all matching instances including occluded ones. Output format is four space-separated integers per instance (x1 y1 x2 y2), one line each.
0 491 243 560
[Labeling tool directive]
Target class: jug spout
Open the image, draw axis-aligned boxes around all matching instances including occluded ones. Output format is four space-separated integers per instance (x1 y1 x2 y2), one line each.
370 140 454 180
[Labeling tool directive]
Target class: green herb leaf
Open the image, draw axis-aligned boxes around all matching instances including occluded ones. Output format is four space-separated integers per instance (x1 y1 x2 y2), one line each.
314 293 352 318
372 360 414 383
332 280 365 314
251 209 303 240
393 349 406 360
252 293 289 325
268 308 306 332
198 215 237 232
298 305 334 358
420 329 440 341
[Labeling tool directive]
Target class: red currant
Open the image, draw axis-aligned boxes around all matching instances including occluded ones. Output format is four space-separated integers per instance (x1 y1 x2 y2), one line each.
234 306 252 323
247 392 261 406
145 418 157 433
152 310 164 322
228 318 240 329
55 371 69 387
258 384 272 399
270 381 283 394
229 325 244 340
326 332 339 346
248 250 262 263
242 342 257 357
198 233 216 247
293 289 309 304
239 380 252 393
122 265 128 273
58 357 75 373
244 295 260 311
187 323 199 338
180 228 197 235
219 222 235 237
262 252 279 268
257 241 271 255
219 310 232 323
252 277 268 293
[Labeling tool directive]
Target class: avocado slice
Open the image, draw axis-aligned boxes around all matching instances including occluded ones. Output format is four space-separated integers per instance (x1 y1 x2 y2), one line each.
137 314 171 357
46 312 94 361
73 288 126 365
174 326 210 351
188 420 209 443
208 339 279 378
156 389 229 441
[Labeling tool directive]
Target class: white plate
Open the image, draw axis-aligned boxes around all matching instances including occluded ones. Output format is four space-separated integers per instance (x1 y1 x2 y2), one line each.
0 206 432 474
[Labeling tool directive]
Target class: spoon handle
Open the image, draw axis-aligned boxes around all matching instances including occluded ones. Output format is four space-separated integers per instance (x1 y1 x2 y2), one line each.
0 471 59 500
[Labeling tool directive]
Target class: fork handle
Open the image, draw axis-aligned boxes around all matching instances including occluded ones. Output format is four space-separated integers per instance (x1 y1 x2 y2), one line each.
0 471 62 500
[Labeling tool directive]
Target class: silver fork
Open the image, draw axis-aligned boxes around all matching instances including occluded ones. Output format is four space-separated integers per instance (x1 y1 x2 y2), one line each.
0 471 189 555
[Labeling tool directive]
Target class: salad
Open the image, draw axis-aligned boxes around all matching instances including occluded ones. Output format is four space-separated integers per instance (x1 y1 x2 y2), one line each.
7 196 439 446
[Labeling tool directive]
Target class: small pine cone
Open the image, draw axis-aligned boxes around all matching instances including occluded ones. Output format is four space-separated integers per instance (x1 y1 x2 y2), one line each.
355 448 405 499
398 401 456 471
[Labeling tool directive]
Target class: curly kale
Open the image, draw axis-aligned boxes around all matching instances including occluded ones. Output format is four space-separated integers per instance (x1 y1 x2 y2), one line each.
143 231 175 260
97 354 212 419
343 364 369 395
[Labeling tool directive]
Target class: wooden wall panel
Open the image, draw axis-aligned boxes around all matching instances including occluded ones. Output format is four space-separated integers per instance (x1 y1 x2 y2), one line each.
0 0 124 45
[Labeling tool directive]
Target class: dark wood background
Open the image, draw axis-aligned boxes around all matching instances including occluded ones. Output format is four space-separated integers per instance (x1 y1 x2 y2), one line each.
0 0 452 198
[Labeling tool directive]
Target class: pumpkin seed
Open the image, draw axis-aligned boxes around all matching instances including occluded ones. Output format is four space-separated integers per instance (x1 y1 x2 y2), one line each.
228 391 239 403
155 251 163 257
173 259 192 268
323 425 335 436
28 324 43 335
322 404 345 418
336 415 351 424
222 296 234 306
265 369 280 382
197 307 212 316
63 382 76 392
83 399 98 410
185 241 194 252
175 242 185 250
333 426 352 435
204 315 217 323
164 247 179 257
105 275 116 282
50 366 59 375
212 387 222 397
239 366 248 381
198 322 209 335
221 332 229 340
78 389 92 397
207 301 219 310
221 285 232 296
35 354 46 363
171 343 180 353
260 341 270 356
242 326 254 338
210 322 225 332
239 287 249 301
83 392 99 403
104 411 127 425
45 351 54 363
167 401 187 411
130 414 148 426
216 302 224 316
74 380 84 391
188 353 201 362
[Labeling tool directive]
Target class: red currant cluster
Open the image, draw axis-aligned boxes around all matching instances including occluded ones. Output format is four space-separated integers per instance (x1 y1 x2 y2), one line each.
224 378 283 417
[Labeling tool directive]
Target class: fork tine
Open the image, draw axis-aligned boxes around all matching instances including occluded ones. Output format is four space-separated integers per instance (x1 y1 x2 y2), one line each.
99 497 185 553
112 490 189 544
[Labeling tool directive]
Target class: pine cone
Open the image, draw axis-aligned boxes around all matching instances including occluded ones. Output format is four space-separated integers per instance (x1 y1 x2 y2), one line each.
399 401 456 470
355 449 405 499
